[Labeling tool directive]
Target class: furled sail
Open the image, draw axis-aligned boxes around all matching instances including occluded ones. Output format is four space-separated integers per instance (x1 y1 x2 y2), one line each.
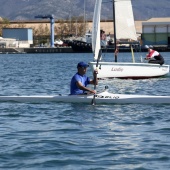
92 0 102 60
115 0 137 41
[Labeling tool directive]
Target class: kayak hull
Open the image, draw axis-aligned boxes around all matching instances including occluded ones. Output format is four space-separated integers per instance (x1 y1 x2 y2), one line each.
0 91 170 104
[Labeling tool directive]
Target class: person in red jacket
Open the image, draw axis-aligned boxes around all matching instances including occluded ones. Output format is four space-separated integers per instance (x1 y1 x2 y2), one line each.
145 45 164 65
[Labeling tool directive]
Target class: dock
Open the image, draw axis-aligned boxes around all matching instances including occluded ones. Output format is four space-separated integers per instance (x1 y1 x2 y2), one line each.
0 47 73 54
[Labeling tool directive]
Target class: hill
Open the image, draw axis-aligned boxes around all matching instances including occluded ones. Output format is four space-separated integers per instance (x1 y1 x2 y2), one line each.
0 0 169 21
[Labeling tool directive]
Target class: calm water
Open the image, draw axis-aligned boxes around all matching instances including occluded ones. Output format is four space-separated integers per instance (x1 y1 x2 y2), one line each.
0 52 170 170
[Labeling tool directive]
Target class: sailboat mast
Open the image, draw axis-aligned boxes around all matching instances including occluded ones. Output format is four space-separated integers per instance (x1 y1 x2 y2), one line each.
113 0 117 62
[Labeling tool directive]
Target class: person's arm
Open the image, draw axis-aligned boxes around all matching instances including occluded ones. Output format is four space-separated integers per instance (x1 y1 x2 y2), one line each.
145 52 151 59
146 50 158 59
151 51 159 57
89 70 98 85
76 81 96 94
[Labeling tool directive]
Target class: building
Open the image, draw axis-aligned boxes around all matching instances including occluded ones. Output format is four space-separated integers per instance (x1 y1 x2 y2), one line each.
0 19 144 37
0 37 17 48
142 17 170 46
2 28 33 48
1 18 170 48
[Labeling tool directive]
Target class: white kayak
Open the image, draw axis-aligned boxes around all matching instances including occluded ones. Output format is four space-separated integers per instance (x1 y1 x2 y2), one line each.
0 91 170 104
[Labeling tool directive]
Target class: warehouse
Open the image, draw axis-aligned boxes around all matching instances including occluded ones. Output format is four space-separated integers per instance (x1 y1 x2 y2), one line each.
2 28 33 48
142 18 170 47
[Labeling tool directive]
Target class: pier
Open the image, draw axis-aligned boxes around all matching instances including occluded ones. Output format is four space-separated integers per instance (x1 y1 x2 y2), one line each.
0 47 73 54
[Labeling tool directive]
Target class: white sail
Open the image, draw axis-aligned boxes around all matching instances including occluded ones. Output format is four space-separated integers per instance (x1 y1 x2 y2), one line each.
92 0 102 60
115 0 137 41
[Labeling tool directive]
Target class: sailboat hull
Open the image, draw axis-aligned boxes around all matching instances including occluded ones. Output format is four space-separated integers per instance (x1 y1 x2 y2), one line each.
89 62 169 79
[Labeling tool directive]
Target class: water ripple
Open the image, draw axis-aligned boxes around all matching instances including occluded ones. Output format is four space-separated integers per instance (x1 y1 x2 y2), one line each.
0 53 170 169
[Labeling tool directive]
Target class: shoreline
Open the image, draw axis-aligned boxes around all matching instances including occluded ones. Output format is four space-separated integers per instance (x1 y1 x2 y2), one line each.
0 46 170 54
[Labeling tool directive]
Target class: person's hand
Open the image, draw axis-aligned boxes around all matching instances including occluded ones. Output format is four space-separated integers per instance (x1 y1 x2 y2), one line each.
90 90 96 94
86 89 96 94
93 69 98 76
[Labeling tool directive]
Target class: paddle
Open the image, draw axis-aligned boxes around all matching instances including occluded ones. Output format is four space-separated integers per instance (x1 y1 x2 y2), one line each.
91 49 102 105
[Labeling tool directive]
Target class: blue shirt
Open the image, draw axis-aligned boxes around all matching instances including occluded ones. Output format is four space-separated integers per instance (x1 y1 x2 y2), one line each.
70 73 90 95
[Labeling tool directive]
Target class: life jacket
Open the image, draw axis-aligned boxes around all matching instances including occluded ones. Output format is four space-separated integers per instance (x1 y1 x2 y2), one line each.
147 50 156 58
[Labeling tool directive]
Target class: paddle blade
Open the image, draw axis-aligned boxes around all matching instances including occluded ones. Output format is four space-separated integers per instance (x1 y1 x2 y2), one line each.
91 97 96 105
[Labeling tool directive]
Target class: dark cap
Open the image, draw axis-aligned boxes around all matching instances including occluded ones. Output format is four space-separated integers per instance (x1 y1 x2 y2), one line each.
77 62 89 68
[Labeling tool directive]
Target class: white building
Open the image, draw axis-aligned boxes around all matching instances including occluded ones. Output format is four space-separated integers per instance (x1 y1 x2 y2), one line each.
2 28 33 48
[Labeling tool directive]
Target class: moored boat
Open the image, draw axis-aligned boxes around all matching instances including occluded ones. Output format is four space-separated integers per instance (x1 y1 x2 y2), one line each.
89 62 169 79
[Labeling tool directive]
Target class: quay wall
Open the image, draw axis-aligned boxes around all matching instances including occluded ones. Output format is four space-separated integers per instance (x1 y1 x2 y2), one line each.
0 47 73 54
0 45 170 54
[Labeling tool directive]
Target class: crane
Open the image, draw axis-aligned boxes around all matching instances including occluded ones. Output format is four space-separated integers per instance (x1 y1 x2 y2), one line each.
35 14 55 47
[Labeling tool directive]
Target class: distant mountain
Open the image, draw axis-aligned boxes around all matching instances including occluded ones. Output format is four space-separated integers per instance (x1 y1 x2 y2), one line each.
0 0 169 21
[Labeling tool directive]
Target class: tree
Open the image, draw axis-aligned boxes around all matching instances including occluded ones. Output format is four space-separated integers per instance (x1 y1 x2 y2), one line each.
0 17 10 36
55 16 88 38
71 16 87 36
55 19 69 39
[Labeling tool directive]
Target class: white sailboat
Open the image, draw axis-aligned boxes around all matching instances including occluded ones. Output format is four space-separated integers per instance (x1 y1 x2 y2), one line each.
89 0 169 79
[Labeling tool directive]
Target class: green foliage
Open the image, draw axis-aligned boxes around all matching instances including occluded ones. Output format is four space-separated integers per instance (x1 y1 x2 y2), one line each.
54 16 87 39
0 16 88 45
0 17 10 36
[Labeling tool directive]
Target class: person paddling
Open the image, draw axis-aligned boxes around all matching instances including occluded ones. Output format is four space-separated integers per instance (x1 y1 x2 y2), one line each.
145 45 164 65
70 62 98 95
